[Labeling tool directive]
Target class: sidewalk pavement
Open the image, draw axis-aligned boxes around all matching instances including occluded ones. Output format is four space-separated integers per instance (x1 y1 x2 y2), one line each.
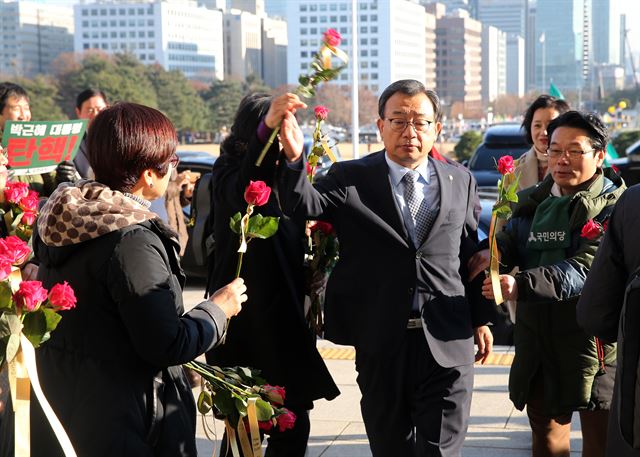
181 283 583 456
192 342 584 457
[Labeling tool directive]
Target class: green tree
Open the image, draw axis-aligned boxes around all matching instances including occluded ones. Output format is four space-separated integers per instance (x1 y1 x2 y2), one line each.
16 75 67 121
200 80 245 132
55 52 157 118
145 64 208 131
453 130 483 162
612 130 640 156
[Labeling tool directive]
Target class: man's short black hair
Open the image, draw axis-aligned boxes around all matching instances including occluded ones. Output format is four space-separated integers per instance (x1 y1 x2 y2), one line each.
521 95 570 145
0 82 29 113
76 88 108 110
547 110 609 152
378 79 442 123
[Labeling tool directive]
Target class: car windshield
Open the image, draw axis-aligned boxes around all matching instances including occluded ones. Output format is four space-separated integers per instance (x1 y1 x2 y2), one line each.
469 145 529 170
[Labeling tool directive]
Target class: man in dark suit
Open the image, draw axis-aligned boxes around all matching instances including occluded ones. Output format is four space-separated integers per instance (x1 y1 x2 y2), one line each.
277 80 494 456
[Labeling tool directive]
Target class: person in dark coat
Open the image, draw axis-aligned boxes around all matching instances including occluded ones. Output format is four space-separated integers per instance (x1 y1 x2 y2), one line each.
206 92 340 456
578 185 640 457
0 102 247 457
277 80 494 457
473 111 625 457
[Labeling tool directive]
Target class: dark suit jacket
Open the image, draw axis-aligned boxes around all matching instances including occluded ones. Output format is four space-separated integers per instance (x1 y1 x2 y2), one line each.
279 150 494 368
205 135 339 406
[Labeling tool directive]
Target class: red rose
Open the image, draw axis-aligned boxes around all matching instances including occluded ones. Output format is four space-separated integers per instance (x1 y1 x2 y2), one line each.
21 210 37 226
48 281 77 311
244 180 271 207
0 235 31 264
4 181 29 204
262 384 286 406
580 219 603 240
13 280 49 312
496 155 515 175
602 219 609 232
314 105 329 121
276 409 296 432
258 420 274 432
310 221 334 235
19 190 39 212
322 28 342 47
0 257 13 281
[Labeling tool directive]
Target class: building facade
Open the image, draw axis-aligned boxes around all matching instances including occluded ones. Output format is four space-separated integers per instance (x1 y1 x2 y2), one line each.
481 25 506 104
506 33 525 96
592 0 621 65
74 0 224 83
286 0 427 96
432 7 483 118
0 0 74 78
535 0 591 92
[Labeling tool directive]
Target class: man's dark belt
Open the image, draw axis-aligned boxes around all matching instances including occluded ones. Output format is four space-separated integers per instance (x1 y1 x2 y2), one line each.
408 311 422 330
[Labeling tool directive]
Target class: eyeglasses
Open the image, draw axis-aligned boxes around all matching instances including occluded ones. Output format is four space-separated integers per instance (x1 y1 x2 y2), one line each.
387 118 434 133
547 148 595 160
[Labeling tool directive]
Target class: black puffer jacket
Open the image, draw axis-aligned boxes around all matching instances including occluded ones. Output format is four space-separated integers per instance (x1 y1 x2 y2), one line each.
1 181 228 457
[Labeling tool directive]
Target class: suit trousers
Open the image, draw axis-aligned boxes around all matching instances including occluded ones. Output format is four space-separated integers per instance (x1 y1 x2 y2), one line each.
355 328 474 457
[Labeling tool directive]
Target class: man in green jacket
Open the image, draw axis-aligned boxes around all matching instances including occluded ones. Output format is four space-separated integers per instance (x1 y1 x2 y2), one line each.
470 111 625 457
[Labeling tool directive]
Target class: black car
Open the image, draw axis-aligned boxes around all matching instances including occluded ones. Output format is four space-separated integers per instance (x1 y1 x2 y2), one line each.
467 124 530 190
176 150 217 280
609 138 640 186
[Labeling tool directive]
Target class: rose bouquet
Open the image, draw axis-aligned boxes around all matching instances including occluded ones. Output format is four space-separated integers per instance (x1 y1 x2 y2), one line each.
255 28 348 166
185 360 296 456
305 221 339 336
487 155 520 305
1 181 39 241
0 223 77 456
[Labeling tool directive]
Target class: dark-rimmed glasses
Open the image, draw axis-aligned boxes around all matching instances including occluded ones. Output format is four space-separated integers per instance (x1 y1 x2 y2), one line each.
387 118 434 133
547 148 595 160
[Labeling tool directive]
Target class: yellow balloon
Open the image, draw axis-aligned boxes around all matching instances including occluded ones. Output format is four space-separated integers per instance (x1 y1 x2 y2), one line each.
608 106 616 114
619 101 627 109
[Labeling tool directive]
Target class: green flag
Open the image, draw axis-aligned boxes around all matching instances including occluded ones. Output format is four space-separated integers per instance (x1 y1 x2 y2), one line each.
549 82 564 99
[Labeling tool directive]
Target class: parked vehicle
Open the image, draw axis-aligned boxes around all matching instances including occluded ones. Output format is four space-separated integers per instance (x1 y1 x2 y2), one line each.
466 124 529 190
609 138 640 186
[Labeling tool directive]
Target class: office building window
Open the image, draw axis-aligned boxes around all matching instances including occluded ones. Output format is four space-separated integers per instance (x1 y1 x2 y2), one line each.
370 26 377 33
301 16 307 23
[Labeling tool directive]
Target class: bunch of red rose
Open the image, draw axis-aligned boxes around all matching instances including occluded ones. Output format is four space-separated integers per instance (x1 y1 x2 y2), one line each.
185 360 296 436
2 181 39 240
0 235 76 367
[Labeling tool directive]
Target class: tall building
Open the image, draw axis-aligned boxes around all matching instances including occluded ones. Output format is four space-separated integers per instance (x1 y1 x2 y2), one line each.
223 0 288 88
506 33 525 96
535 0 591 92
592 0 621 65
476 0 529 94
286 0 427 95
74 0 224 83
424 11 437 89
261 16 287 88
431 6 483 118
0 1 74 78
481 25 506 104
224 9 263 81
477 0 526 36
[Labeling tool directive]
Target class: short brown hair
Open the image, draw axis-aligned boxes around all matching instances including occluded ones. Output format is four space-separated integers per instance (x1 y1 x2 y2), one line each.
87 102 177 192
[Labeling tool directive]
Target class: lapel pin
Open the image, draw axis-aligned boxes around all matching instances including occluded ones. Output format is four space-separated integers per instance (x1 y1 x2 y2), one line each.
448 175 453 181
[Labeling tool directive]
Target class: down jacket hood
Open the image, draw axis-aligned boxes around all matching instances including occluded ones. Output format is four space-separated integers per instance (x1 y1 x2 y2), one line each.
37 180 159 247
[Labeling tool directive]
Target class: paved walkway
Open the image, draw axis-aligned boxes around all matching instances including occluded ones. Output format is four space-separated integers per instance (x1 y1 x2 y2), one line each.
192 343 584 456
182 283 584 456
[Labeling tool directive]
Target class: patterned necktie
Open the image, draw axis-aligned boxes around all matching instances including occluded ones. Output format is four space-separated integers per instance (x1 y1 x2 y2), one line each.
403 170 434 244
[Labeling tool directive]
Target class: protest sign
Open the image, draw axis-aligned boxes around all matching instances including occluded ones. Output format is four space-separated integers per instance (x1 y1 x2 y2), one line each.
1 120 87 176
